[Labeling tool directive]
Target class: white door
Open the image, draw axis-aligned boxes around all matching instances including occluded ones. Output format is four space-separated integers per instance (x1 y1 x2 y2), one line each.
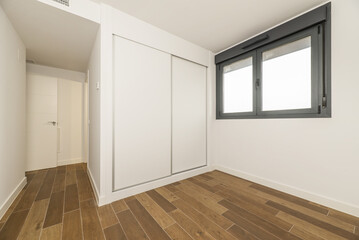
113 36 172 190
26 73 58 171
57 79 83 166
172 56 207 173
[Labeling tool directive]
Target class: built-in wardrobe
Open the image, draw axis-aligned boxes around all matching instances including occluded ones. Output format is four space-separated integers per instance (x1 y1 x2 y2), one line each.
113 36 207 190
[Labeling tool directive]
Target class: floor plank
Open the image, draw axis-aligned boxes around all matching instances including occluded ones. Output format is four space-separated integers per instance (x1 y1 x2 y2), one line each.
111 199 128 213
35 169 57 201
155 186 180 202
62 210 83 240
181 179 223 202
126 198 171 240
174 189 233 229
66 164 76 171
290 225 326 240
220 186 268 205
207 171 252 190
182 179 223 202
187 178 218 193
104 224 127 240
136 192 175 228
65 169 77 186
98 204 118 229
52 169 66 193
169 209 214 240
227 224 260 240
64 184 79 213
146 189 176 213
172 199 237 240
223 210 281 240
117 210 148 240
40 224 62 240
175 182 227 215
0 209 29 240
267 200 358 240
124 196 136 203
18 199 49 240
165 223 192 240
43 191 64 228
218 189 280 216
80 199 105 240
14 171 47 212
329 209 359 227
164 184 180 193
277 211 349 240
251 183 329 215
219 197 292 231
249 186 356 232
220 200 300 239
77 169 93 202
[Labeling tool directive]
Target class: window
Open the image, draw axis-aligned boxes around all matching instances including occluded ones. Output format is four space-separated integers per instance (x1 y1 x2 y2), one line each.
216 3 331 119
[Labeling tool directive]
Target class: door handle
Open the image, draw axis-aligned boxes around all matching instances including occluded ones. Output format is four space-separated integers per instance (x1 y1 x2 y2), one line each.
48 121 57 126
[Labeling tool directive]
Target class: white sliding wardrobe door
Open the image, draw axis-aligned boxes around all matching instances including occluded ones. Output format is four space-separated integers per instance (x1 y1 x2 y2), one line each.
172 57 207 173
113 36 171 190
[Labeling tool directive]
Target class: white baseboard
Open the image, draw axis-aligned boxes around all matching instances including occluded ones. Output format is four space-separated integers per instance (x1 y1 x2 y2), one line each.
0 177 27 220
214 164 359 218
87 167 105 206
57 158 83 166
104 165 215 206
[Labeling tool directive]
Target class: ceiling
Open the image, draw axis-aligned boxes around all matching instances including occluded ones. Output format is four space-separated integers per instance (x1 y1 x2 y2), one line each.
101 0 328 53
0 0 99 72
0 0 328 71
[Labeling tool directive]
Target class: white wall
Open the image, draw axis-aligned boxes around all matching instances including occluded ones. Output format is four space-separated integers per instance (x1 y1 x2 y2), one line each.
0 6 26 218
57 79 83 165
211 0 359 217
87 27 101 197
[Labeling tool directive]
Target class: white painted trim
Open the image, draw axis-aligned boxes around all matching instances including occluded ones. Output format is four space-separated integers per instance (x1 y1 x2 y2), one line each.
213 164 359 218
0 177 27 220
87 167 105 205
102 165 214 206
26 63 86 83
57 158 83 166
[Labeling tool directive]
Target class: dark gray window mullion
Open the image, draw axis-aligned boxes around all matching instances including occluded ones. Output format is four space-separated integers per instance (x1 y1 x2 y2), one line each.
311 26 321 114
323 5 331 117
216 64 222 119
255 49 262 116
317 24 326 113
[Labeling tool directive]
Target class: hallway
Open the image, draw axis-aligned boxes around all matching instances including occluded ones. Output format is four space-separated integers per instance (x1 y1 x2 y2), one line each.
0 164 96 239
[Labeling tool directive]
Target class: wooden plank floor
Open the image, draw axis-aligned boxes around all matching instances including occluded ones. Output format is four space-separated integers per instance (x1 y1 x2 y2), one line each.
0 164 358 240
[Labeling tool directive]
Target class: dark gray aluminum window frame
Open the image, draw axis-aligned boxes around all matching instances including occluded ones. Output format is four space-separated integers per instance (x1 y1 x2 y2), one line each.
216 3 331 119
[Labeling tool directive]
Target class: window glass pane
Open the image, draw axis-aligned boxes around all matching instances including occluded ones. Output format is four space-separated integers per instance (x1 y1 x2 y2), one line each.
262 36 311 111
223 57 253 113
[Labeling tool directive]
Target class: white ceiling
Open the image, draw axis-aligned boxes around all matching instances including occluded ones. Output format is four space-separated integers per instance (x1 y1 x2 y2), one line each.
0 0 328 72
0 0 99 72
101 0 328 53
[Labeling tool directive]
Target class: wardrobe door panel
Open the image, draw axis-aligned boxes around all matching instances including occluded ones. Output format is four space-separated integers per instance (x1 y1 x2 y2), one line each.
113 36 171 190
172 56 207 173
